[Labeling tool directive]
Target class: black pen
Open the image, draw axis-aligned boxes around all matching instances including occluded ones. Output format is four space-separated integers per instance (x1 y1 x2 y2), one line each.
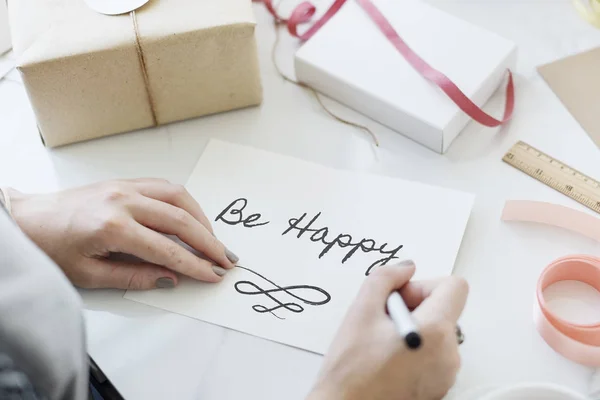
387 290 422 349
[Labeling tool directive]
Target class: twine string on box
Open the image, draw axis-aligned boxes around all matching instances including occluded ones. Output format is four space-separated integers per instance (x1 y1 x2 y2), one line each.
130 1 376 143
130 10 159 126
270 19 380 146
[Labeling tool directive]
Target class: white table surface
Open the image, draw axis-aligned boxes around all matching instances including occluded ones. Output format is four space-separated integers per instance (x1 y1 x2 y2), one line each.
1 1 600 399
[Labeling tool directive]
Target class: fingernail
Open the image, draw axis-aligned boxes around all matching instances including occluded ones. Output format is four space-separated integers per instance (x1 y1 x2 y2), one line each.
156 277 175 289
225 248 239 264
212 265 228 276
394 259 415 268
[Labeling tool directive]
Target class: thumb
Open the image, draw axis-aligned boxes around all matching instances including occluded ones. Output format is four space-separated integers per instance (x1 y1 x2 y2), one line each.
86 259 179 290
411 276 468 325
359 260 416 308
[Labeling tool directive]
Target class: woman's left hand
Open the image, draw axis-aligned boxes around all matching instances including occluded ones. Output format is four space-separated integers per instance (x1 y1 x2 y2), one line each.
6 179 238 290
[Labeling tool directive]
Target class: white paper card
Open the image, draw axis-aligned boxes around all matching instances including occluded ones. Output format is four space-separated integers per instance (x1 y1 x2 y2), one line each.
124 140 474 354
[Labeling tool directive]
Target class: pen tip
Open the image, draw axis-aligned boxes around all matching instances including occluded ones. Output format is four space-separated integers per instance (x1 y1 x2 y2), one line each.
406 332 422 349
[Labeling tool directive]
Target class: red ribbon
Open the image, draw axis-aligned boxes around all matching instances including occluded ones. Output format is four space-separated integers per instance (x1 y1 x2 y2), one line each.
256 0 348 41
255 0 514 127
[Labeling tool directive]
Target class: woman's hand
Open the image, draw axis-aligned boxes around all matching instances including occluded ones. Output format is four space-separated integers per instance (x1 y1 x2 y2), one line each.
308 262 468 400
6 179 238 290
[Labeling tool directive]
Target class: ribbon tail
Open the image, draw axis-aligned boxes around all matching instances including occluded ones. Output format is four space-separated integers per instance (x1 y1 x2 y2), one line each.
355 0 514 127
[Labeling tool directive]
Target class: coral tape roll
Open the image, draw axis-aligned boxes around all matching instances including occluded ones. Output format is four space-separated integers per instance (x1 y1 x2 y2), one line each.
502 200 600 367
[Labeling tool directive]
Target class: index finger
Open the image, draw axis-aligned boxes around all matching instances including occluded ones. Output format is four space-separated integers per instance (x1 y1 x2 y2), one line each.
356 262 416 311
119 221 223 282
410 276 469 324
132 179 214 234
399 278 447 309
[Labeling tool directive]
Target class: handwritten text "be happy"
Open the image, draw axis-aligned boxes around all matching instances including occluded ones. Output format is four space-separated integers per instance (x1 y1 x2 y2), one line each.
215 198 403 275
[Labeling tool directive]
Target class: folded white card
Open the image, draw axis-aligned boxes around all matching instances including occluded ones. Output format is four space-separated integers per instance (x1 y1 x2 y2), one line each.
125 140 474 354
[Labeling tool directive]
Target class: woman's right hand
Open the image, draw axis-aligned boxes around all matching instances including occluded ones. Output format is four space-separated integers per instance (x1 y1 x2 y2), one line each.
308 262 469 400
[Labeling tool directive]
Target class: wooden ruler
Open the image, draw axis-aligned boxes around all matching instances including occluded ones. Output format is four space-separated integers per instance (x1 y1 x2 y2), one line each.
502 141 600 215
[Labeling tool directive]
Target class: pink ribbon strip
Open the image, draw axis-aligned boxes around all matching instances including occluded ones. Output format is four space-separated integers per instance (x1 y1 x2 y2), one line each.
502 200 600 367
502 200 600 242
256 0 347 41
254 0 515 127
535 255 600 367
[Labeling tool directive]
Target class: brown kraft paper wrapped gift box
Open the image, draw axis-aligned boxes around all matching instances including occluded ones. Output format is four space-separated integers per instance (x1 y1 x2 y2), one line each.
8 0 263 147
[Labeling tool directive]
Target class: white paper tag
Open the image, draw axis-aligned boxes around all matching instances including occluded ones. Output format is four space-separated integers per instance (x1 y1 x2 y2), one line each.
84 0 151 15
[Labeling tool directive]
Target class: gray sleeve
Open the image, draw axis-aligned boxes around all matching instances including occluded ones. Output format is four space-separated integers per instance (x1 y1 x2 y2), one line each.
0 353 44 399
0 203 89 399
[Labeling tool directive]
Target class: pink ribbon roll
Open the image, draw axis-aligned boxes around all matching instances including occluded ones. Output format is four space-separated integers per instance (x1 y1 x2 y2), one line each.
536 255 600 366
503 201 600 367
255 0 515 128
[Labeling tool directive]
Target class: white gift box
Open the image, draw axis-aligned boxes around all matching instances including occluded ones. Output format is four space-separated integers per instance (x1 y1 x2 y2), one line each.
295 0 517 153
0 0 11 54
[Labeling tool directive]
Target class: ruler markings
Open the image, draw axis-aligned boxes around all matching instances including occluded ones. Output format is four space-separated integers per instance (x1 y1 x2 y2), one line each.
502 141 600 215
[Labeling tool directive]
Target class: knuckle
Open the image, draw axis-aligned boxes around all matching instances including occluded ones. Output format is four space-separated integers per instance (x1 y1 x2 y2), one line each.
102 184 129 203
172 208 191 226
126 272 146 290
164 242 182 261
89 215 127 246
209 234 224 253
99 215 127 234
424 320 454 344
448 275 469 293
169 184 188 200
